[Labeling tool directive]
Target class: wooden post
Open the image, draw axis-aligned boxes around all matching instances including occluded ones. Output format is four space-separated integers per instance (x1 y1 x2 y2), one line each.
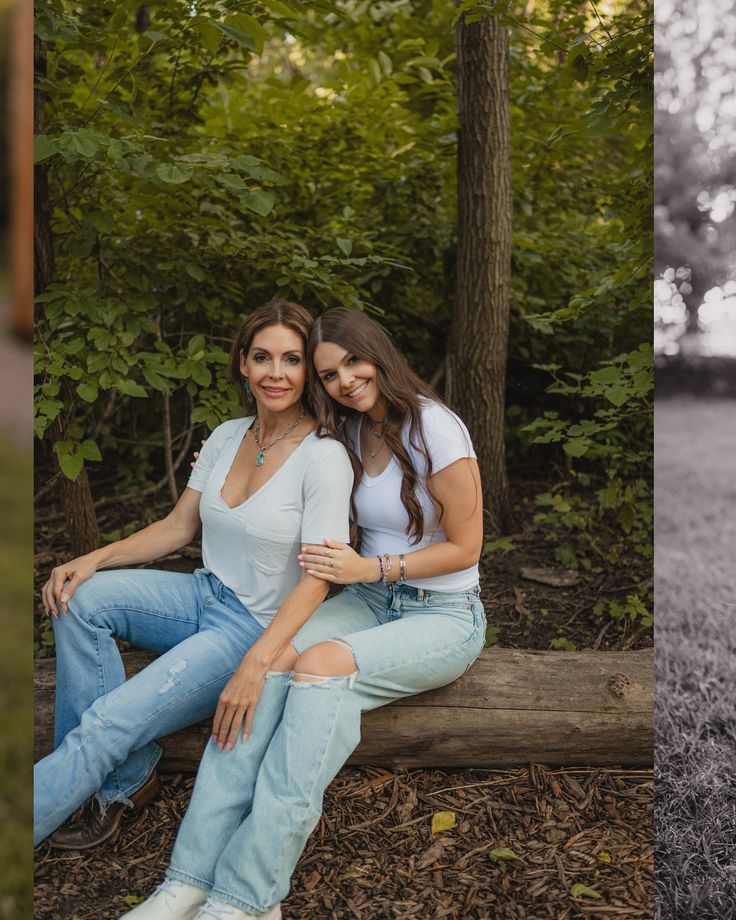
10 0 33 338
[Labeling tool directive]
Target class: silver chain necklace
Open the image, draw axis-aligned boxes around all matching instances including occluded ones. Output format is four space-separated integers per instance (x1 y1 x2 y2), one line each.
253 410 305 466
363 416 386 459
367 417 385 439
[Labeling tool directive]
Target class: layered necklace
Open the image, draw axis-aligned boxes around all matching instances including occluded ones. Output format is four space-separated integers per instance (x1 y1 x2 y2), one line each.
253 410 305 466
364 415 386 459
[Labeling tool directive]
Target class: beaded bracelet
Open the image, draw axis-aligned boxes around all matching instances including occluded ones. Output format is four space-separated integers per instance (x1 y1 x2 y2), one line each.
382 553 392 584
376 555 385 583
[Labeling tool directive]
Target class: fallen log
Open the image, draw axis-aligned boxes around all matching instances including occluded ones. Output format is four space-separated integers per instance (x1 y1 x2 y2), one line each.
34 648 652 769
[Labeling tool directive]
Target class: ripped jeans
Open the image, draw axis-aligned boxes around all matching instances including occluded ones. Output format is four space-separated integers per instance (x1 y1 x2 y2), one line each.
33 568 264 846
167 580 486 914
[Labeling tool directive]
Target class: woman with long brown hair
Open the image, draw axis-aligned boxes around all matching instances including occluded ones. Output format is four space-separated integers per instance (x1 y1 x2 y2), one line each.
124 307 485 920
34 301 354 851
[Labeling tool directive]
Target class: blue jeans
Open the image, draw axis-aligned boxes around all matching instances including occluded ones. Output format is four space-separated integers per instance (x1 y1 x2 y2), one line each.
34 568 265 846
168 581 486 914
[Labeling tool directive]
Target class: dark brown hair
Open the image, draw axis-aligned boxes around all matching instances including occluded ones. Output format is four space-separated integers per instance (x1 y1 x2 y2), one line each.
307 307 451 544
227 300 314 413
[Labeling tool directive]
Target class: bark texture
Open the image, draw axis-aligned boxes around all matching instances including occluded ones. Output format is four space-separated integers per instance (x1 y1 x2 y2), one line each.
35 36 101 554
34 648 653 768
447 14 513 533
11 0 33 337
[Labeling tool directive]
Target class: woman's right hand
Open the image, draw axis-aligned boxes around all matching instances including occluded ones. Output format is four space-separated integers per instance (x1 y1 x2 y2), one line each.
42 555 98 618
211 654 268 752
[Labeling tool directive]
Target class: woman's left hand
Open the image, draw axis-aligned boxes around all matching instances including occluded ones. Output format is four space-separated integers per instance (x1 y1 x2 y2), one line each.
211 657 267 752
300 538 375 585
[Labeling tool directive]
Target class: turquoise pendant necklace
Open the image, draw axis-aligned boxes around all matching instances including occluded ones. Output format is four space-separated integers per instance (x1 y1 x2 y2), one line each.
253 409 305 466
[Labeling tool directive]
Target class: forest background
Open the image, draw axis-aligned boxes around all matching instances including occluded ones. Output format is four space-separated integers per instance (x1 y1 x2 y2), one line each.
34 0 653 654
26 0 654 917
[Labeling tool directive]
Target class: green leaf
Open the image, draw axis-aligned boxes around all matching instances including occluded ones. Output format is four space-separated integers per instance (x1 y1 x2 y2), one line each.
186 264 206 282
243 189 276 216
570 883 603 900
188 335 206 356
142 368 170 392
76 383 99 403
604 385 629 407
227 13 268 54
484 537 515 553
216 14 267 54
79 439 102 462
431 811 456 834
190 363 212 387
67 130 98 158
194 20 223 54
589 366 621 386
563 438 591 458
116 379 148 398
156 163 191 184
216 22 256 50
336 238 353 257
34 134 59 164
489 847 522 863
485 625 500 646
261 0 298 18
218 173 248 192
378 50 393 76
59 451 84 481
550 637 577 651
143 30 169 43
122 895 144 907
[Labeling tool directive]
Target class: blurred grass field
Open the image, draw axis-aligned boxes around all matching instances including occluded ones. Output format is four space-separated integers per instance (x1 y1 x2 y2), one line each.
0 434 33 919
655 397 736 919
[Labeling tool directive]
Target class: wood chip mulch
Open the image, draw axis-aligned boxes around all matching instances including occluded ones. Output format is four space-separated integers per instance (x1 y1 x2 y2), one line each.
34 765 652 919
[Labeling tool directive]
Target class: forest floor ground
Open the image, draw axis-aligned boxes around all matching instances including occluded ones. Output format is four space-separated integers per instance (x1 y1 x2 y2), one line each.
654 396 736 920
1 320 34 919
33 417 654 919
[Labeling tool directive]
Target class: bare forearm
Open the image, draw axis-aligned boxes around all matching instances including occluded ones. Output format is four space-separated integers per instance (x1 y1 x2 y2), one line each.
246 576 329 669
360 542 479 584
86 517 198 571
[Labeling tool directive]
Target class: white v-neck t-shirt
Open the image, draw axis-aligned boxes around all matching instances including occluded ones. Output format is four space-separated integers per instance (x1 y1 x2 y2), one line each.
348 400 479 592
188 417 353 625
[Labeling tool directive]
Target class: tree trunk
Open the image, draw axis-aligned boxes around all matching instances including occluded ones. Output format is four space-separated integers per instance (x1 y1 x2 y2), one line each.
447 14 513 534
11 0 33 338
35 37 101 554
34 648 654 768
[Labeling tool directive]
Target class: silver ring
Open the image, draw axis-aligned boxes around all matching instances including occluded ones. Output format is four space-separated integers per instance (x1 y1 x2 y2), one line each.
324 549 332 558
329 561 334 568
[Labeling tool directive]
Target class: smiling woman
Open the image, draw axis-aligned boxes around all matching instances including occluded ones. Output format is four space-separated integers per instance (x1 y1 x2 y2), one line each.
125 307 486 920
33 300 355 851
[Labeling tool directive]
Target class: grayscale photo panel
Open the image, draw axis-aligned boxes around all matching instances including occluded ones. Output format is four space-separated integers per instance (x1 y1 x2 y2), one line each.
655 0 736 916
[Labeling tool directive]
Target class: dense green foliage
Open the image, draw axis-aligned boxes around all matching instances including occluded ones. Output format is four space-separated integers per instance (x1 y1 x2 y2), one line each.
35 1 652 609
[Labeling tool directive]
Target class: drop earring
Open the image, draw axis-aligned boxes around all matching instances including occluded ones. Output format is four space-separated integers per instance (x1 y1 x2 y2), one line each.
243 377 252 400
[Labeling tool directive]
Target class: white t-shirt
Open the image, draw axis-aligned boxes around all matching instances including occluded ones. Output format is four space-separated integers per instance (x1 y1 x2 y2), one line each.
188 417 353 626
349 400 480 592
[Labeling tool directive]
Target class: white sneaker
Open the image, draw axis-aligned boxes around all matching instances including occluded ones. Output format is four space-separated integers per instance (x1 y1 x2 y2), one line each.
119 879 210 919
195 897 282 920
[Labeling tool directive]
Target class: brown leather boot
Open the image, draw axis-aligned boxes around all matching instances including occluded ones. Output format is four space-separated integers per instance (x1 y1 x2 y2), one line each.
49 771 160 850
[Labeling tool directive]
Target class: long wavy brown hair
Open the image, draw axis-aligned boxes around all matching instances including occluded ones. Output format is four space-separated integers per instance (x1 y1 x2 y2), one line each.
227 300 314 415
307 307 453 544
